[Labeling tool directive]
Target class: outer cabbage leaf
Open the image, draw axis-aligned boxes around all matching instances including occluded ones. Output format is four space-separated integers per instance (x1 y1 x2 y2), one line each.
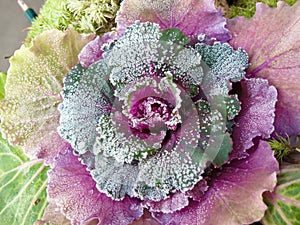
231 78 277 159
130 210 162 225
47 149 143 225
0 134 49 225
0 29 94 165
35 200 71 225
262 164 300 225
155 140 279 225
78 31 118 67
228 1 300 137
116 0 230 41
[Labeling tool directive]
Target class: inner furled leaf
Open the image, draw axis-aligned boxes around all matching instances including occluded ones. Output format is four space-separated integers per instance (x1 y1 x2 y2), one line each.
0 29 94 164
195 42 248 96
262 164 300 225
0 134 49 225
97 115 157 163
92 70 208 201
58 63 114 154
107 22 203 90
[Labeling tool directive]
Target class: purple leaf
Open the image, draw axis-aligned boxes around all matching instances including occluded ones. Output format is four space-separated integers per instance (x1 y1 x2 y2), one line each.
228 1 300 137
36 200 71 225
155 140 279 225
231 78 277 159
141 192 189 214
116 0 230 41
130 210 162 225
79 31 118 67
47 149 143 225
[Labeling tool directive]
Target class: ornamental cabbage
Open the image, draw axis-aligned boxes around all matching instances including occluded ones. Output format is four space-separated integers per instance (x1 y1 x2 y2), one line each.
2 0 300 224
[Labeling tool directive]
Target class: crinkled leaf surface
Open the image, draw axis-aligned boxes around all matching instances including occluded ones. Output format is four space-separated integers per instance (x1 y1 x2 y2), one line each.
0 72 6 100
141 192 189 213
0 133 49 225
35 200 71 225
116 0 230 41
231 78 277 159
228 1 300 136
78 31 118 67
0 29 94 164
195 42 248 96
47 149 143 225
262 164 300 225
130 210 162 225
58 63 114 155
155 140 279 225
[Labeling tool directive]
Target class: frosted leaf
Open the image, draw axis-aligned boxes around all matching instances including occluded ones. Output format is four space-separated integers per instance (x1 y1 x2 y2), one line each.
108 22 161 85
57 22 248 203
97 115 157 163
155 141 279 225
195 96 237 166
228 1 300 136
0 29 94 164
136 150 205 201
116 0 231 42
107 22 203 91
58 62 114 154
78 31 118 67
196 42 248 96
47 149 143 225
91 154 139 200
89 70 207 201
230 78 277 160
142 192 189 213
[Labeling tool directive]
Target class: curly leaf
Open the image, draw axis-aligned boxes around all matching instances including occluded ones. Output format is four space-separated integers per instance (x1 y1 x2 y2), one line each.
0 29 94 164
116 0 230 41
228 1 300 137
262 164 300 225
155 140 279 225
231 78 277 160
47 149 143 225
0 134 49 225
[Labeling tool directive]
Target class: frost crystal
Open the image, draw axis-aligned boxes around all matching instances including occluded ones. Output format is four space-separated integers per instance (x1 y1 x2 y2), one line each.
58 22 248 201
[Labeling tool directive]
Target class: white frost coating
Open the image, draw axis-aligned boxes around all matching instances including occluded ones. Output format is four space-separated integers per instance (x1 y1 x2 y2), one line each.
108 22 203 91
196 42 248 96
97 115 158 164
57 22 247 202
58 62 113 154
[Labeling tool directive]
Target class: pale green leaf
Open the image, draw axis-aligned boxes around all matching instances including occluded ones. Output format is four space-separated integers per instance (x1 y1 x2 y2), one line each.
262 164 300 225
0 134 49 225
0 29 94 164
0 72 6 100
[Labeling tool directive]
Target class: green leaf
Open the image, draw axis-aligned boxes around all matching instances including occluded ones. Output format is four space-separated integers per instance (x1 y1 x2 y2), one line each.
0 29 94 164
0 134 49 225
0 72 6 100
262 164 300 225
160 28 190 46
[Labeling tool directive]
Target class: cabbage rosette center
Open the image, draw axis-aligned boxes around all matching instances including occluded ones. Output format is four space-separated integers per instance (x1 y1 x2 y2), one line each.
58 22 248 202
